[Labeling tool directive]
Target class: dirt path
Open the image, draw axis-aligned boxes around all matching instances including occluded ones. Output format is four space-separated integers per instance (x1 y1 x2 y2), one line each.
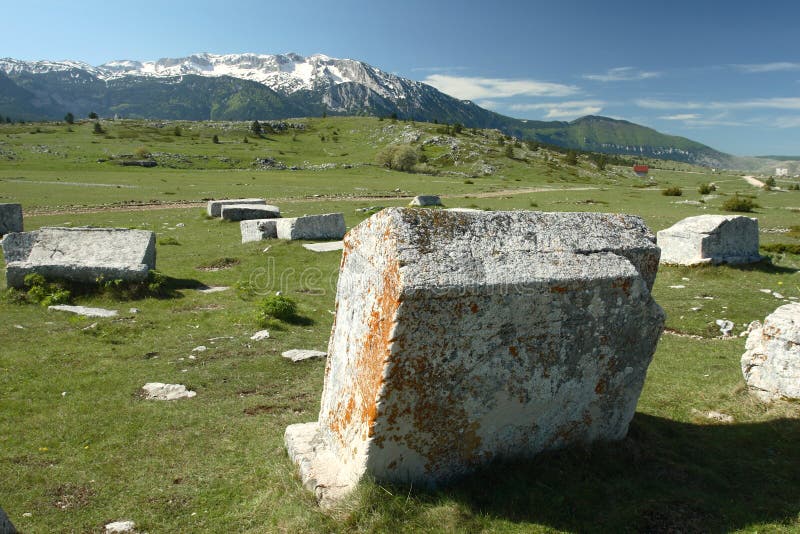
743 175 765 187
25 186 598 216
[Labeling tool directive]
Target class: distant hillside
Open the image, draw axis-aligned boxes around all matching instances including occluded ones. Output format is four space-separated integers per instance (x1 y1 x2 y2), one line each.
0 53 734 167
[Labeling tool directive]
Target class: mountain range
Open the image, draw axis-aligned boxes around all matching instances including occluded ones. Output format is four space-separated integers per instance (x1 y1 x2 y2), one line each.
0 52 734 167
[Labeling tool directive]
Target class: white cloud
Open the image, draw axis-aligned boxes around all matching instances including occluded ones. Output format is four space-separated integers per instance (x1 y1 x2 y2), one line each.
475 99 500 110
637 97 800 111
659 113 700 120
734 62 800 73
775 116 800 128
583 67 660 82
510 100 604 120
423 74 579 100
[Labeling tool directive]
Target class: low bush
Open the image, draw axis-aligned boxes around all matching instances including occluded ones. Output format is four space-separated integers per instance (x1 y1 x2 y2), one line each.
255 294 298 325
697 183 716 194
662 187 683 196
722 194 759 212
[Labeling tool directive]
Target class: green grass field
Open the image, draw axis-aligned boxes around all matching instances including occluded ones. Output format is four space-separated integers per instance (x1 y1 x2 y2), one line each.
1 117 799 533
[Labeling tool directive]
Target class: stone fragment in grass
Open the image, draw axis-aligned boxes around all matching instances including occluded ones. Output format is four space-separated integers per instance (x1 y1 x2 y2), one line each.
409 195 442 207
276 213 346 240
657 214 761 266
240 219 278 243
715 319 734 336
741 303 800 401
0 506 17 534
282 349 326 362
285 208 665 506
105 520 135 533
0 203 23 236
49 305 118 318
141 383 196 400
206 198 266 217
192 346 207 352
302 241 344 252
250 330 270 341
197 286 229 294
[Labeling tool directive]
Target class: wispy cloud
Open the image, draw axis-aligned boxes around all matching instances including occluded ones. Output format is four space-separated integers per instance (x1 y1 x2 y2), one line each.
510 100 604 120
475 99 500 110
423 74 579 100
637 97 800 111
775 116 800 128
733 62 800 73
410 66 469 73
583 67 660 82
659 113 700 120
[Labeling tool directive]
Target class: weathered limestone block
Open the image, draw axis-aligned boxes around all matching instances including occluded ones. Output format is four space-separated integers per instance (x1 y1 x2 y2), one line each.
221 204 281 222
2 227 156 288
741 303 800 401
285 208 665 506
409 195 442 207
240 219 279 243
657 215 760 265
276 213 346 240
303 241 344 252
207 198 266 217
0 203 22 235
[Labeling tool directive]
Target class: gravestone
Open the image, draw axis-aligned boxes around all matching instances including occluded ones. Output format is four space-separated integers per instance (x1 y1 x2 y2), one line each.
285 208 665 506
409 195 442 207
2 227 156 288
207 198 266 217
276 213 346 240
741 302 800 401
221 204 280 222
657 215 760 265
0 203 22 235
240 219 279 243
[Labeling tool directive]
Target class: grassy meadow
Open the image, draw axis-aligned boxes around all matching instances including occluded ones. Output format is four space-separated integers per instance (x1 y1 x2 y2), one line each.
1 117 799 533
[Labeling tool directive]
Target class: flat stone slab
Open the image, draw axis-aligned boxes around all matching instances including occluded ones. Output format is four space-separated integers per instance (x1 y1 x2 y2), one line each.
0 203 22 236
276 213 346 240
282 349 327 362
302 241 344 252
49 305 118 318
741 302 800 401
286 208 664 505
2 227 156 288
657 215 761 266
241 219 279 243
141 383 196 400
409 195 443 207
197 286 230 294
207 198 265 217
221 204 280 222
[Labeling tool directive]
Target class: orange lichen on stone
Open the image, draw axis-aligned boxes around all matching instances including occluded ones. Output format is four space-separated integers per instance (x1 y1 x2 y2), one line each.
508 346 519 357
470 302 479 314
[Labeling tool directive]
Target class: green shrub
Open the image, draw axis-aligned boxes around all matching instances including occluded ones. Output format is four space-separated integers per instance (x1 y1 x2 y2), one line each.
662 187 683 196
788 183 799 191
761 243 800 255
23 273 72 306
464 179 474 185
375 144 418 172
255 294 298 325
697 183 716 195
722 194 758 212
158 236 181 246
134 146 150 159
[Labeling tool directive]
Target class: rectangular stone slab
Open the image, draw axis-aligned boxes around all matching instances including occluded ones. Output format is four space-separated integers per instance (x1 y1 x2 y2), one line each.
276 213 346 240
0 203 22 235
286 208 665 506
2 227 156 288
657 214 760 265
207 198 266 217
221 204 280 222
240 219 279 243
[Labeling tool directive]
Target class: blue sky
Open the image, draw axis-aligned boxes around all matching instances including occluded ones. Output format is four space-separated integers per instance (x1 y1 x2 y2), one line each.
3 0 799 155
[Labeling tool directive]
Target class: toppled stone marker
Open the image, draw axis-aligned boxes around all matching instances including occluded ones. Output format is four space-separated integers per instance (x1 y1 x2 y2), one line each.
221 204 281 222
0 507 17 534
741 302 800 401
49 305 118 318
276 213 346 240
285 208 665 506
141 383 196 400
303 241 344 252
2 227 155 288
282 349 326 362
409 195 442 207
657 215 760 265
207 198 266 217
0 203 23 235
241 219 279 243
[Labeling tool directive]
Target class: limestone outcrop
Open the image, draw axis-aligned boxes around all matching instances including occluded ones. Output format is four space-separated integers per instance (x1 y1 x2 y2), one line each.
741 303 800 401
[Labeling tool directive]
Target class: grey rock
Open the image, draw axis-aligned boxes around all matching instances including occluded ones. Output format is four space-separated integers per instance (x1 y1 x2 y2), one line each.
276 213 346 240
0 203 22 236
2 227 155 288
250 330 270 340
221 204 280 222
198 286 229 294
715 319 734 336
105 520 136 533
49 305 118 318
741 303 800 401
409 195 442 207
302 241 344 252
0 507 17 534
141 383 196 400
285 208 664 505
282 349 327 362
240 219 279 243
657 215 761 266
207 198 265 217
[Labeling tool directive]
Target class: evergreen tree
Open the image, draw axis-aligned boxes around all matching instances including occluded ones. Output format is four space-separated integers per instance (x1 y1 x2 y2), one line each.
88 112 98 119
251 120 262 136
93 122 103 134
64 112 75 124
212 134 220 144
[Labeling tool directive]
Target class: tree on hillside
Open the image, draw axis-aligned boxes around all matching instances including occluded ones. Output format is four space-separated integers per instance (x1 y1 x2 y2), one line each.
93 121 104 134
88 112 98 119
251 120 262 136
565 150 578 165
64 112 75 124
212 134 220 144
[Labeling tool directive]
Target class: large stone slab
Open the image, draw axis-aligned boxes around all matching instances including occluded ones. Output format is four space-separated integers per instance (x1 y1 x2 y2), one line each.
0 203 22 236
221 204 280 222
2 227 156 288
285 208 665 506
741 303 800 401
657 215 760 265
240 219 279 243
276 213 346 241
302 241 344 252
207 198 266 217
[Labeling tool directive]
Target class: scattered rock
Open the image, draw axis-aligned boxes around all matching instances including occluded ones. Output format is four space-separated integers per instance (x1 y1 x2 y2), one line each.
191 346 207 352
129 308 139 314
302 241 344 252
250 330 270 341
657 215 761 266
669 285 686 289
715 319 734 336
409 195 442 207
741 303 800 401
197 286 229 294
282 349 326 362
49 305 118 318
773 292 785 299
692 409 734 423
105 520 136 533
141 383 196 400
760 288 773 294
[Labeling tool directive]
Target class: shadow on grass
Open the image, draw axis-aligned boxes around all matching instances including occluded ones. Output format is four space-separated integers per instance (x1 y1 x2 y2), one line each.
359 414 800 533
727 258 798 275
